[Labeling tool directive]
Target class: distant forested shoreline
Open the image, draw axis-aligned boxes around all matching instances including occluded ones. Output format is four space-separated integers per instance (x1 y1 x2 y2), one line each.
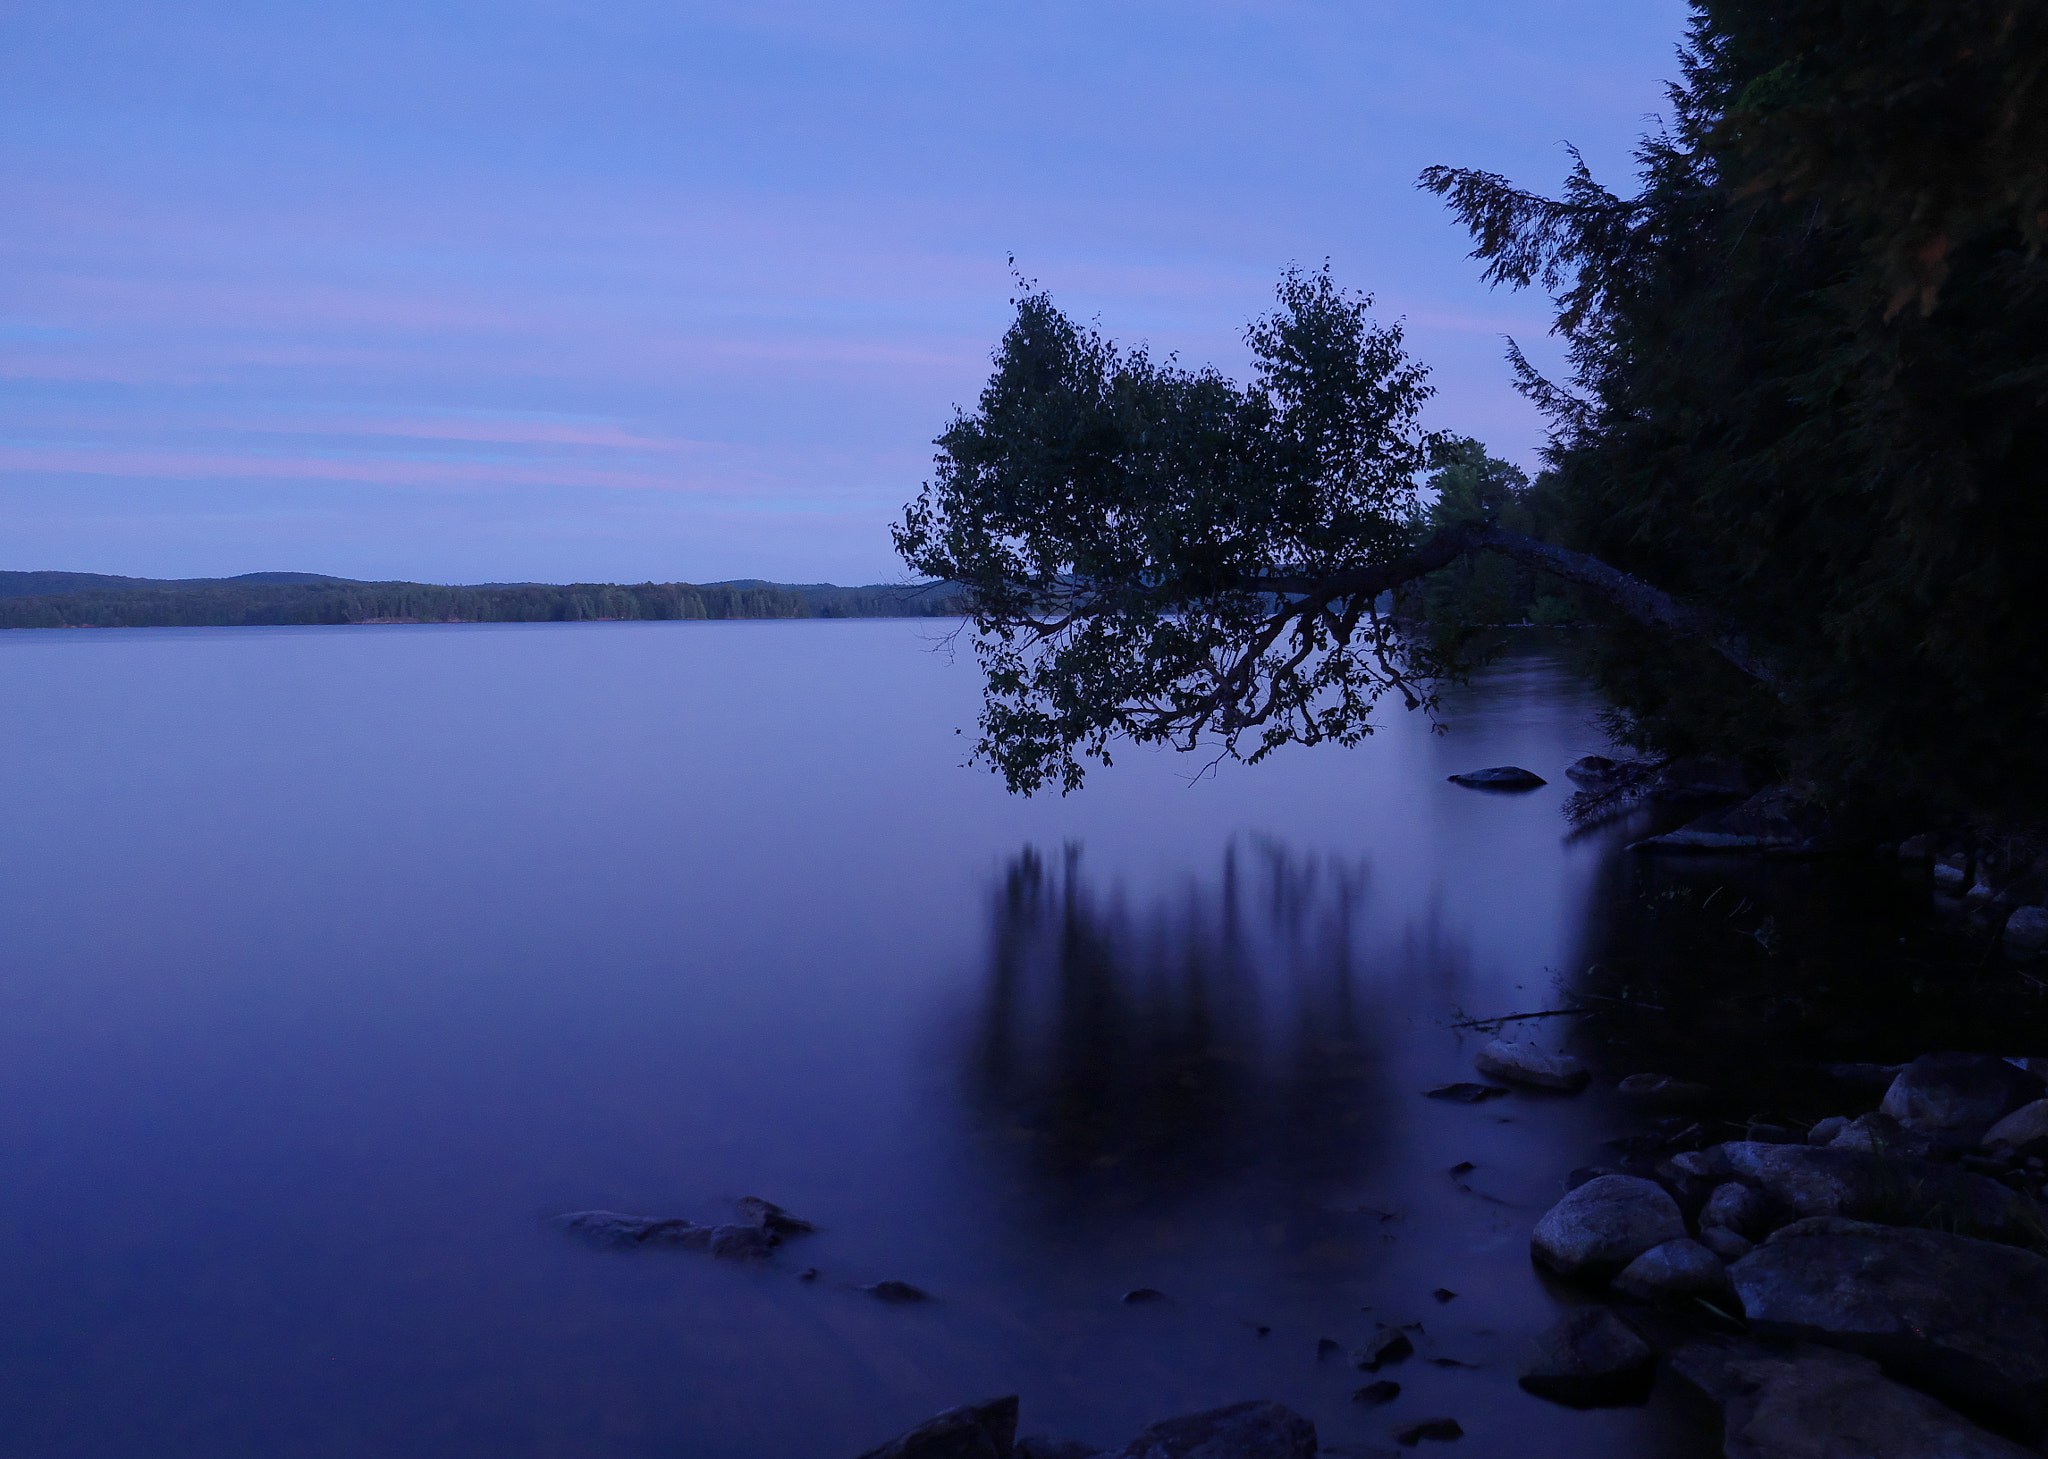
0 570 973 629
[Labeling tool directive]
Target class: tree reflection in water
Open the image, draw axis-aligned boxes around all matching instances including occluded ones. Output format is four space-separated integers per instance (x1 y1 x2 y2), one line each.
967 840 1394 1221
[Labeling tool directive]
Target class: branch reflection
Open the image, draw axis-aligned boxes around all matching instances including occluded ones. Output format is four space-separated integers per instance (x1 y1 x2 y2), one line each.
967 839 1392 1220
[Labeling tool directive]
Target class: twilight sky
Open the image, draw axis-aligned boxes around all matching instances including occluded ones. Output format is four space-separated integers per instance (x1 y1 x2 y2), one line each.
1 1 1689 585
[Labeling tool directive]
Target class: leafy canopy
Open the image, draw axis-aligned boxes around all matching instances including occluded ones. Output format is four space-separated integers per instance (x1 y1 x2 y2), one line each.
895 268 1447 794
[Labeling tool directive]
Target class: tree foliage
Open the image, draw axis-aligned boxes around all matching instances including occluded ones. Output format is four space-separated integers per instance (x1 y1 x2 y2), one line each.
895 269 1450 793
1422 0 2048 821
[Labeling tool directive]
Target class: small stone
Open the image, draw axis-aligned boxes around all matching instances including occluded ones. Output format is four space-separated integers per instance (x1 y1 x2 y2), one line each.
798 1267 819 1281
1352 1381 1401 1406
1474 1039 1589 1093
2005 908 2048 959
1565 755 1621 785
1121 1288 1167 1304
860 1281 932 1304
1356 1328 1415 1371
1447 766 1545 789
1515 1307 1656 1407
1424 1083 1510 1102
1389 1417 1463 1446
1530 1175 1687 1279
1612 1239 1726 1301
1427 1358 1480 1369
1431 1288 1457 1303
1447 1161 1475 1176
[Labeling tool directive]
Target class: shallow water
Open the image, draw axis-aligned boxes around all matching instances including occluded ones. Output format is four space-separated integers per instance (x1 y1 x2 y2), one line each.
0 620 1716 1457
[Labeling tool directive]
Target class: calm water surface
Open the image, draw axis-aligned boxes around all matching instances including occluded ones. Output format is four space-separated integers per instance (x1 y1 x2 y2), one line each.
0 620 1714 1458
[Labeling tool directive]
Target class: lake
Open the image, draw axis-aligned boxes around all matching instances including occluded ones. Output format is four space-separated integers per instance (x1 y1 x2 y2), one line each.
0 619 1716 1457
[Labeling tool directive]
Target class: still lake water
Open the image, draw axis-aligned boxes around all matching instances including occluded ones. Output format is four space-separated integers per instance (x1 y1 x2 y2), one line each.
0 620 1715 1458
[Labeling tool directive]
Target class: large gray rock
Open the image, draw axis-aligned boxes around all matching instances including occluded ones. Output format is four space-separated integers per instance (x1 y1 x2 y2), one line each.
1474 1038 1589 1092
1530 1175 1687 1279
857 1396 1019 1459
1880 1053 2044 1144
1612 1238 1726 1301
2006 908 2048 960
1447 765 1546 789
1667 1340 2035 1459
1630 782 1829 854
1729 1219 2048 1439
1824 1111 1930 1159
1114 1400 1316 1459
1711 1141 2039 1245
1515 1307 1655 1406
1983 1098 2048 1153
1700 1181 1775 1240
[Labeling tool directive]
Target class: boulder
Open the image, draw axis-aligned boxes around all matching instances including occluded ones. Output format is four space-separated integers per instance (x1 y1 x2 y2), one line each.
1881 1053 2044 1144
1530 1175 1687 1279
1823 1112 1930 1159
1446 765 1546 789
1697 1226 1755 1262
1667 1340 2035 1459
856 1396 1019 1459
1984 1099 2048 1154
1115 1400 1316 1459
2006 907 2048 960
1807 1116 1851 1146
1615 1072 1711 1105
1700 1181 1775 1240
1474 1039 1588 1093
1730 1219 2048 1439
1712 1141 2039 1245
1629 783 1829 854
1612 1239 1726 1301
1515 1307 1655 1407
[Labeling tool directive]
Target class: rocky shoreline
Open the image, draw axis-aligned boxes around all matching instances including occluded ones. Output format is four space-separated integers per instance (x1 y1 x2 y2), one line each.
844 1045 2048 1459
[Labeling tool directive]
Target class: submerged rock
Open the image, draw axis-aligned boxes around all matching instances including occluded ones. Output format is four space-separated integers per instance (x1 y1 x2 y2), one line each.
1423 1082 1510 1103
1880 1053 2044 1145
1446 766 1546 789
1115 1400 1316 1459
1474 1039 1588 1092
855 1395 1019 1459
1515 1307 1655 1407
734 1196 816 1235
1530 1174 1687 1279
1613 1239 1726 1301
1388 1417 1463 1445
860 1280 934 1304
1564 755 1622 785
1730 1219 2048 1439
1667 1339 2034 1459
1352 1381 1401 1406
548 1210 708 1249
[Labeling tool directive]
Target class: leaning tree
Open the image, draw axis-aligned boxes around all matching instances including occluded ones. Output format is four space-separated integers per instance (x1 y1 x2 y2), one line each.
894 269 1765 795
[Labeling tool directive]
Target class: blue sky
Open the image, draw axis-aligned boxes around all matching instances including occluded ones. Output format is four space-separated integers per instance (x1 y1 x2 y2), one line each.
1 1 1689 585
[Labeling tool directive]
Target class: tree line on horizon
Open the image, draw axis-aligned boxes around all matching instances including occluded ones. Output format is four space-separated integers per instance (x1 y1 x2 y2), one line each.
0 576 974 630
